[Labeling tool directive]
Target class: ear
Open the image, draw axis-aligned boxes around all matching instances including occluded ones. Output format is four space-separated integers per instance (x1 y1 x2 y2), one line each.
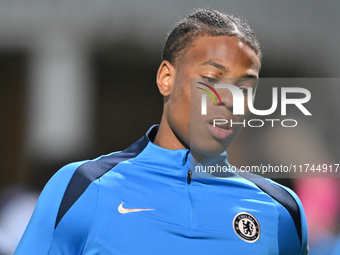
156 60 175 96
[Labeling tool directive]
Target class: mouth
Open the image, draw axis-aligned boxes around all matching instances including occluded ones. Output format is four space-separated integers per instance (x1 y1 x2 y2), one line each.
206 118 233 140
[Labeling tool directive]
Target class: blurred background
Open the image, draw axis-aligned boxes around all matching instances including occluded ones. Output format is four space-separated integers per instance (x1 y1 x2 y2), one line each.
0 0 339 254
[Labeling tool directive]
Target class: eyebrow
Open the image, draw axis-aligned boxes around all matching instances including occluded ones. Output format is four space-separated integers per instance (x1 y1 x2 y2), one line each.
242 74 258 79
201 61 228 73
201 60 259 79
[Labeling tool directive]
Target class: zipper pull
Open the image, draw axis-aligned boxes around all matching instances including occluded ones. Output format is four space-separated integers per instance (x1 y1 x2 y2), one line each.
187 169 192 184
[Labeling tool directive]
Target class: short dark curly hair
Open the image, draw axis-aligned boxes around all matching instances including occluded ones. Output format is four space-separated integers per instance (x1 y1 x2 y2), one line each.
162 8 262 66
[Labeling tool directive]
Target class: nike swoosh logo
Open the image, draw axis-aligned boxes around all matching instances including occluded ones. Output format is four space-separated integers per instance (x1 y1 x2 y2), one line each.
118 202 155 214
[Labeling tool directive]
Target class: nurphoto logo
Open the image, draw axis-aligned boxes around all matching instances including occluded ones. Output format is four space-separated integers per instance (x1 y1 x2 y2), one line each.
196 81 312 128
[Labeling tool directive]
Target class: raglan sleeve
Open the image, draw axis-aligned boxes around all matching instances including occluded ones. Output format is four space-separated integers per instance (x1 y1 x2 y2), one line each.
277 183 309 255
14 160 92 255
296 195 309 255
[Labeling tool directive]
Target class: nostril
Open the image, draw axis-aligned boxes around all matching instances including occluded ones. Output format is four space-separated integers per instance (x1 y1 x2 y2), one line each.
218 102 233 112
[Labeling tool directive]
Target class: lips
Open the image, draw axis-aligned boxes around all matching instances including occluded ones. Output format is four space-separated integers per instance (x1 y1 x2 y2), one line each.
206 118 233 139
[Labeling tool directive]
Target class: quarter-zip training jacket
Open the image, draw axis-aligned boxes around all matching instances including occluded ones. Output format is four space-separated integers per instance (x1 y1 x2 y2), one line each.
15 125 308 255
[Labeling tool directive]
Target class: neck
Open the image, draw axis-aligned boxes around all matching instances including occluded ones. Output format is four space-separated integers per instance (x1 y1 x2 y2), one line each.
154 117 209 164
153 117 188 151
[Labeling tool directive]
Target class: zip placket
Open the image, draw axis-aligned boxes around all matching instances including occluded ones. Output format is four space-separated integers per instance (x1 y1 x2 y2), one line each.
186 169 194 224
183 151 194 224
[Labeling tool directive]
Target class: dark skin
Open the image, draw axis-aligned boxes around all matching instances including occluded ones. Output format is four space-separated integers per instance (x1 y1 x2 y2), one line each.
154 35 260 163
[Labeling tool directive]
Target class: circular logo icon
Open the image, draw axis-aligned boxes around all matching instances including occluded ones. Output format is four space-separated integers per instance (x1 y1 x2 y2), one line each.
233 212 260 242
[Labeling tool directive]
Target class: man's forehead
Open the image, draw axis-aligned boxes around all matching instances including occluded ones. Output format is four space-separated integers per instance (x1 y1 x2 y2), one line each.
188 36 259 62
174 35 260 78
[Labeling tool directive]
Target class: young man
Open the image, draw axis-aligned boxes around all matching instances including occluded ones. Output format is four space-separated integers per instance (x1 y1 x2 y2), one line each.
15 8 308 255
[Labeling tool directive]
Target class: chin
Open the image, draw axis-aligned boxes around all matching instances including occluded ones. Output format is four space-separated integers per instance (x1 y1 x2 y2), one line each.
190 139 229 158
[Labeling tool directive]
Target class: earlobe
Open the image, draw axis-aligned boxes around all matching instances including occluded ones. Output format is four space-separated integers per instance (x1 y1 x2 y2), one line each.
156 61 175 96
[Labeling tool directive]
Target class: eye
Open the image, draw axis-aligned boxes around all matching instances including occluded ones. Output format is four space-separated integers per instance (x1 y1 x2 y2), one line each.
202 77 219 84
241 88 249 95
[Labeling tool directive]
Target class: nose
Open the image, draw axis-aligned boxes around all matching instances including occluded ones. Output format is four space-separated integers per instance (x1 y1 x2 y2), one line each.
218 88 234 111
215 84 245 115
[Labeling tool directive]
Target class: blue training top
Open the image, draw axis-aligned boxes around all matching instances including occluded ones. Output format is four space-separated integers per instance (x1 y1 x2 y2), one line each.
15 125 308 255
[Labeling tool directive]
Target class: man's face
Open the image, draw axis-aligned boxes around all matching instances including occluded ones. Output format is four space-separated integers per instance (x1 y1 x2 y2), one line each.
166 35 260 161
